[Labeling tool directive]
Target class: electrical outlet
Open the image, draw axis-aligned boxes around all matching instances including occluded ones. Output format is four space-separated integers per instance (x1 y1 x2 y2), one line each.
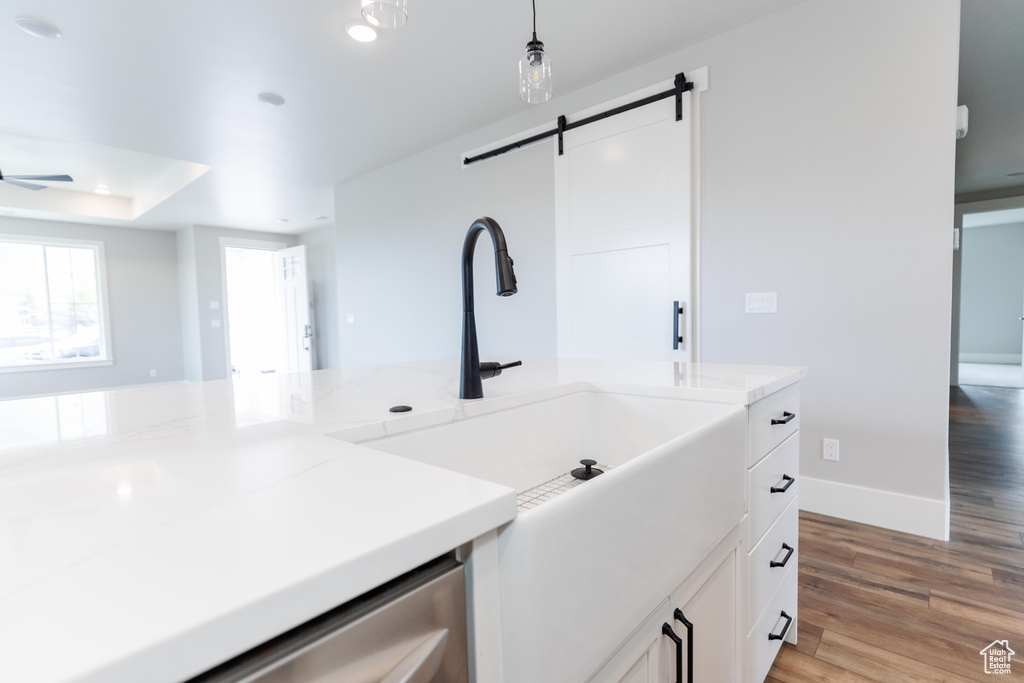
149 369 157 377
823 438 840 462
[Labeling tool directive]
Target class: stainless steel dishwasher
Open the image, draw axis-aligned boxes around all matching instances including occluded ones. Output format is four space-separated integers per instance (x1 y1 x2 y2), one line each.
189 556 468 683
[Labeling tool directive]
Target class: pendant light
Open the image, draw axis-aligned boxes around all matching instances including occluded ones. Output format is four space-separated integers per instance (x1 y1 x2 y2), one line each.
518 0 552 104
361 0 407 29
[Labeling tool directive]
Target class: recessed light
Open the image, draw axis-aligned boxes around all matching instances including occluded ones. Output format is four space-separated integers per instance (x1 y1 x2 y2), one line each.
314 215 329 221
346 21 377 42
278 218 290 223
257 92 286 107
14 17 62 39
94 187 111 195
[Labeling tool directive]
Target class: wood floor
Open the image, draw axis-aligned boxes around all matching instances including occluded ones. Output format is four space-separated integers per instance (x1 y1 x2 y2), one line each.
766 384 1024 681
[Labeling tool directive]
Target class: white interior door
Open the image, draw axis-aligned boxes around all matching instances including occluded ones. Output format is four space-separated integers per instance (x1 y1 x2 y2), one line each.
275 245 313 373
554 84 693 361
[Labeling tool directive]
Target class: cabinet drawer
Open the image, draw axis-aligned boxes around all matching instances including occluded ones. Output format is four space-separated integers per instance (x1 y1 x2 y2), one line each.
747 567 797 683
748 433 799 544
747 498 799 631
748 385 800 467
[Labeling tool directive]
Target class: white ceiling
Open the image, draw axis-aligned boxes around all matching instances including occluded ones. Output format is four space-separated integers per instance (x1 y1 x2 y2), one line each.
0 127 209 223
955 0 1024 196
0 0 805 234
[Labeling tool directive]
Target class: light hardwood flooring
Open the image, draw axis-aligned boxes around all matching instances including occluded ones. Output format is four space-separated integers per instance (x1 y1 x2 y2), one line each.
766 384 1024 681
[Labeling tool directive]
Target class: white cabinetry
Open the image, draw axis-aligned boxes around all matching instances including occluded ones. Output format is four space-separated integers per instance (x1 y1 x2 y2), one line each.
745 384 800 683
589 382 801 683
592 527 743 683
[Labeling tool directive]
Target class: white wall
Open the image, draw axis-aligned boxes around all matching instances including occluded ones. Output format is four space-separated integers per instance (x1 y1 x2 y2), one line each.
335 141 557 366
177 226 202 382
177 225 296 381
298 225 339 370
959 222 1024 363
696 0 959 541
0 216 184 399
333 0 960 538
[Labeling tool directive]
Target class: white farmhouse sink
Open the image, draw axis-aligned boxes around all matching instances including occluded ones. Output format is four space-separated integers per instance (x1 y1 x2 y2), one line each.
352 390 737 493
339 389 746 682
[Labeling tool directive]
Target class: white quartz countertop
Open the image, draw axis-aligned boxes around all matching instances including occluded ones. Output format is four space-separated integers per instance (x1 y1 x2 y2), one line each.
0 357 804 683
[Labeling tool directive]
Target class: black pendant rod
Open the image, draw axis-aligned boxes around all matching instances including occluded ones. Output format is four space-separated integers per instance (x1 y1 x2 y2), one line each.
464 72 694 166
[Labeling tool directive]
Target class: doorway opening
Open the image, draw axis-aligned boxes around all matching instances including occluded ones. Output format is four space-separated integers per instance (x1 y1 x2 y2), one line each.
956 206 1024 389
224 246 283 379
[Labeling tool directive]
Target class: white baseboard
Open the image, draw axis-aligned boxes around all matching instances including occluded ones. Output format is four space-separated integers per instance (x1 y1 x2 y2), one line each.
799 476 948 541
959 353 1022 365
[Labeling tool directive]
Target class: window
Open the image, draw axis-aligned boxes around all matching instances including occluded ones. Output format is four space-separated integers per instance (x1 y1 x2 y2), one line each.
0 235 111 371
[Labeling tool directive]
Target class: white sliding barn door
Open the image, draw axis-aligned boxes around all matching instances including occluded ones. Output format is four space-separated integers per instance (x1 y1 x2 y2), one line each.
274 245 313 373
555 86 693 361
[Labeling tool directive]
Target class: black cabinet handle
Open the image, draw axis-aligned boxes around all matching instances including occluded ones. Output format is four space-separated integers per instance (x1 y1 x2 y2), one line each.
771 411 796 426
770 543 795 568
672 301 685 350
673 608 693 683
768 610 793 641
662 622 683 683
770 474 795 494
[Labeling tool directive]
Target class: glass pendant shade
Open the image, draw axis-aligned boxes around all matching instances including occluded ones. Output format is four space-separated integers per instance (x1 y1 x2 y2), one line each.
519 40 552 104
361 0 407 28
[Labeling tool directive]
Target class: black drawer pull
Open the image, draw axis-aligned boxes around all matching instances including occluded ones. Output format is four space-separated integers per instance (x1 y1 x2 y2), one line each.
662 622 683 683
771 411 795 426
768 610 793 641
673 608 694 683
770 543 795 568
770 474 795 494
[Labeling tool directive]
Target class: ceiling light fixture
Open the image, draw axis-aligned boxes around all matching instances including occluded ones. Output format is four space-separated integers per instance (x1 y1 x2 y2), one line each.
257 92 286 107
14 17 62 40
314 215 329 220
346 21 378 42
94 187 111 195
518 0 552 104
361 0 407 29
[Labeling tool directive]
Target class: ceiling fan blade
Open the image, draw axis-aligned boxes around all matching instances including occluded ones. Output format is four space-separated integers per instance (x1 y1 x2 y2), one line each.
2 178 46 191
4 174 73 182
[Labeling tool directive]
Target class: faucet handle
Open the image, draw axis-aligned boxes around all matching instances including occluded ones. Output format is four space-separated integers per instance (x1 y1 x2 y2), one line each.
478 360 522 380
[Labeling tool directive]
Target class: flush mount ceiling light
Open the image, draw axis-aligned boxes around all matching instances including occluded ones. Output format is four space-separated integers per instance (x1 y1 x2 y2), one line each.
257 92 286 107
346 21 378 42
361 0 407 29
518 0 552 104
94 187 111 195
14 17 62 39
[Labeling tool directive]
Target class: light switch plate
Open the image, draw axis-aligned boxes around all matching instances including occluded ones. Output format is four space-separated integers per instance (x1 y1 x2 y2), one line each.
745 292 778 314
346 313 355 324
211 319 221 328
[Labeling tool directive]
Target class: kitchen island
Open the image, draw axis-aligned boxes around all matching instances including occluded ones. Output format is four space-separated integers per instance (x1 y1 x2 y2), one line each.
0 358 804 683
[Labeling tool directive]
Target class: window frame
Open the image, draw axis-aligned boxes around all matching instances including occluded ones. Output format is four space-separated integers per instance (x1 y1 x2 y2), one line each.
0 233 113 374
